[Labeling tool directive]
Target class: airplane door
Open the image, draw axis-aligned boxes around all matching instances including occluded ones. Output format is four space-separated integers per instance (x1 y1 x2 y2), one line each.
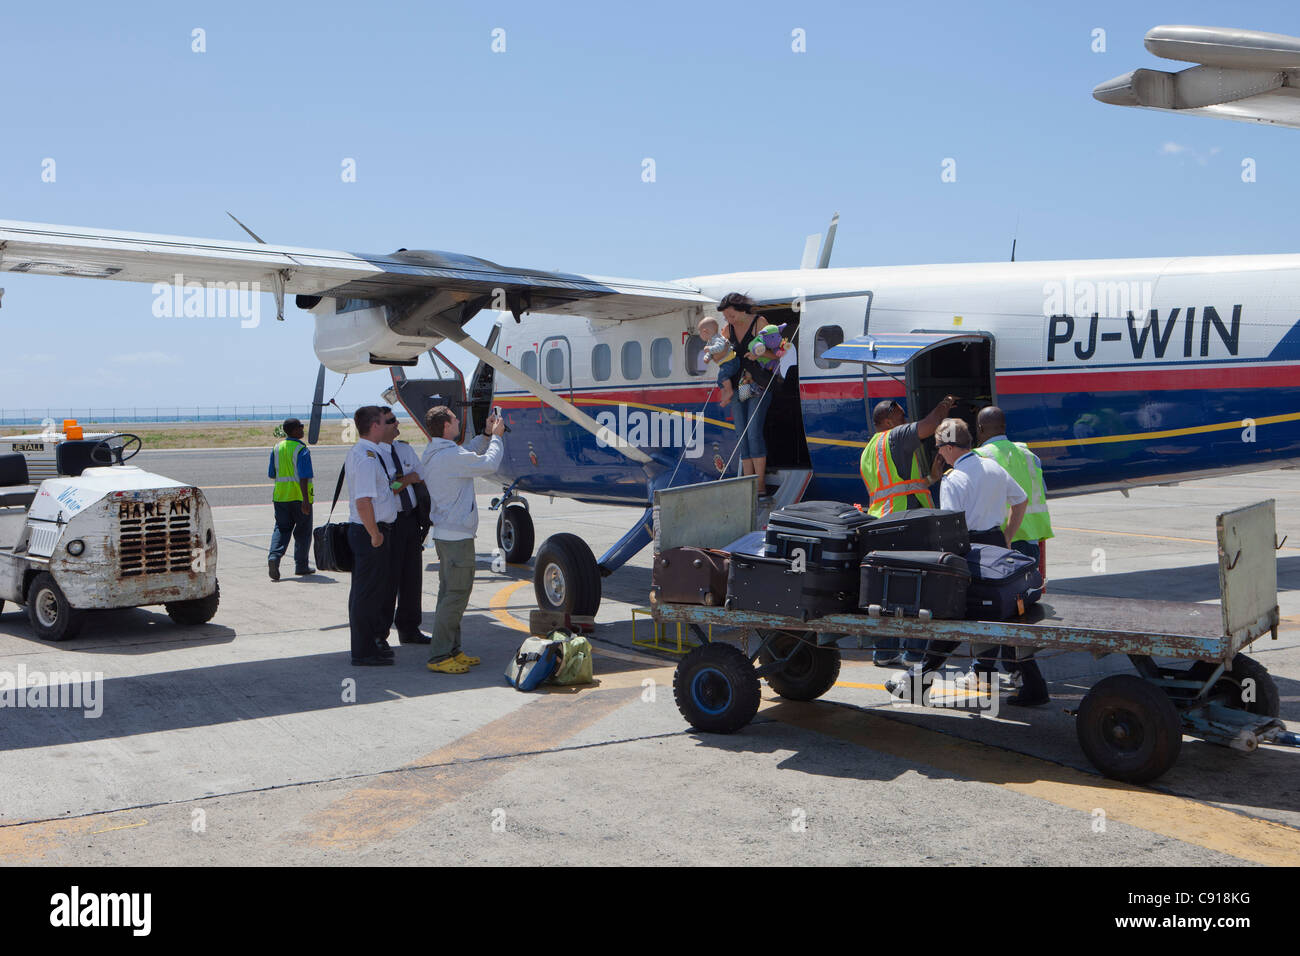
467 322 501 436
385 347 468 442
539 336 573 424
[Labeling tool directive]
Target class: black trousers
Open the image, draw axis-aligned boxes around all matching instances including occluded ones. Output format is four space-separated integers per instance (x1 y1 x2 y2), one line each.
348 522 396 660
381 510 424 636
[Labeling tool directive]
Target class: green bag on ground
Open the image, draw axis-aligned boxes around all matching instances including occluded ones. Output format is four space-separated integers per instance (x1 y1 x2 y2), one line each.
547 629 595 685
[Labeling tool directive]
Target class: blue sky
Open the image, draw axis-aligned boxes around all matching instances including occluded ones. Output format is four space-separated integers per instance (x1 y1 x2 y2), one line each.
1 0 1297 416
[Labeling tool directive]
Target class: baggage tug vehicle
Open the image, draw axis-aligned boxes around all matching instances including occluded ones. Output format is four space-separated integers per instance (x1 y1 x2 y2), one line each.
0 435 219 640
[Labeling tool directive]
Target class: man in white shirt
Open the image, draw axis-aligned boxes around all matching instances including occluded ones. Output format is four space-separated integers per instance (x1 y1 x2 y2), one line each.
418 405 506 674
376 407 429 645
935 418 1027 547
345 405 401 666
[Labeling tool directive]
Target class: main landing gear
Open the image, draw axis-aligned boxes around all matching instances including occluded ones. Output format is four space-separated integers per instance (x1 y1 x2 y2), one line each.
493 486 606 617
533 533 602 617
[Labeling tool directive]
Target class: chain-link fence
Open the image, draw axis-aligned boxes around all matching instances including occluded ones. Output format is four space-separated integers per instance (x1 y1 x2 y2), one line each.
0 406 412 426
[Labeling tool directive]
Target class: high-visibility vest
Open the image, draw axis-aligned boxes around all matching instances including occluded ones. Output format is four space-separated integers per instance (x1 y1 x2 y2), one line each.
860 427 934 517
272 439 313 503
975 438 1053 542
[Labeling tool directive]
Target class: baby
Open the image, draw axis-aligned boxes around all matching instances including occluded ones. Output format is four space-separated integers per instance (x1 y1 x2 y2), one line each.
696 316 741 391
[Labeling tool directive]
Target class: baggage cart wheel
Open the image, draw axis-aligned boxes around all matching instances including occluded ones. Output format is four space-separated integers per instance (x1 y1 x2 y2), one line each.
1077 674 1182 783
1188 654 1280 718
496 503 534 564
758 631 841 701
165 581 221 626
26 572 84 642
673 642 761 734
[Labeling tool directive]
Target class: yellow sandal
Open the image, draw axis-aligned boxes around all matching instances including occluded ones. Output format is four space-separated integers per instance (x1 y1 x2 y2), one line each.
427 658 471 674
454 652 482 667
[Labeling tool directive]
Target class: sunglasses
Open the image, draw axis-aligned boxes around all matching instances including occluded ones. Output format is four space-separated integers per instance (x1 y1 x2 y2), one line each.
384 418 398 425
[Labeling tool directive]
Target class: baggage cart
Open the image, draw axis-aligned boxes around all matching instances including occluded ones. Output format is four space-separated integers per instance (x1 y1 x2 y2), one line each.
650 481 1297 783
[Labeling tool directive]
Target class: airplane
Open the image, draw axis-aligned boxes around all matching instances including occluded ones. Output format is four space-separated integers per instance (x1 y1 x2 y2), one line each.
3 23 1300 620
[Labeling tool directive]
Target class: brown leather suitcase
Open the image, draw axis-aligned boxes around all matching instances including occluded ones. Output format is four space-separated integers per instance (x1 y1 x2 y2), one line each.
650 547 730 606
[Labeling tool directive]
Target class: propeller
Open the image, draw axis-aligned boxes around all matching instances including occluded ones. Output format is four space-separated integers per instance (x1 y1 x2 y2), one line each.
308 363 326 445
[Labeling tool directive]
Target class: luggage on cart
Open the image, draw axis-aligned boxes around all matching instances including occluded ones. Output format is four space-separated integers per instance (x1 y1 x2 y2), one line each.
726 552 859 620
963 543 1043 619
765 500 874 569
859 508 970 555
859 550 970 618
650 547 730 606
722 530 769 557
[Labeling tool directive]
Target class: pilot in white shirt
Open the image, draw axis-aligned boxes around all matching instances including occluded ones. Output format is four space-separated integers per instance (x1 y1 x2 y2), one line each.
935 418 1027 547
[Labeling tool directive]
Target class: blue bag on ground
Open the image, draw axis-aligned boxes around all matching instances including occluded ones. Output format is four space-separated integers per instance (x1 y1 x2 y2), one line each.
505 635 563 690
963 543 1043 619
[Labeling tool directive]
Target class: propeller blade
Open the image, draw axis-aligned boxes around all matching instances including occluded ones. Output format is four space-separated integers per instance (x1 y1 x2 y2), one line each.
308 363 326 445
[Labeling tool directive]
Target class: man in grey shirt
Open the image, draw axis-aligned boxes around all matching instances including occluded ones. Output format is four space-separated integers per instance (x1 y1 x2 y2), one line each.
419 405 506 674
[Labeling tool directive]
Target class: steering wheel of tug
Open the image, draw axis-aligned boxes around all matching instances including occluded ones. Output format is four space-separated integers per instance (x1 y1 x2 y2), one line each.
89 434 143 466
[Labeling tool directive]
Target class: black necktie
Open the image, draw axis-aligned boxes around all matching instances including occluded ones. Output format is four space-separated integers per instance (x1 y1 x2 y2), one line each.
389 446 413 512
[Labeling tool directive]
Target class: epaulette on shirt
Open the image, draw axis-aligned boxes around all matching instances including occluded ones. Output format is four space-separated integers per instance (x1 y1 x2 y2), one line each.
365 450 376 458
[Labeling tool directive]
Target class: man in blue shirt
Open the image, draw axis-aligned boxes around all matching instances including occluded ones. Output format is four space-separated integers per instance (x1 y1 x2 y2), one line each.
267 418 315 579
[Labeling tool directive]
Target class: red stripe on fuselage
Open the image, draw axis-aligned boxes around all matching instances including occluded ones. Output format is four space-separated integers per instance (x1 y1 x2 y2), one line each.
492 362 1299 408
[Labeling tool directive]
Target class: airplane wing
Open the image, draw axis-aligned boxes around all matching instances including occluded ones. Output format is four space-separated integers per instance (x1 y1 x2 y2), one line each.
1093 25 1300 129
0 219 713 321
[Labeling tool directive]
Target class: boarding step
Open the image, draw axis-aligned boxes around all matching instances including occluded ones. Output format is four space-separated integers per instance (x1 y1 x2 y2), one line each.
759 468 813 523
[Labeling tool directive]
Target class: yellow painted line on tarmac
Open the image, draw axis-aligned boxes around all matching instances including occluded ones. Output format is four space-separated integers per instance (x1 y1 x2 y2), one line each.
90 820 148 835
759 697 1300 865
836 681 888 690
489 579 533 633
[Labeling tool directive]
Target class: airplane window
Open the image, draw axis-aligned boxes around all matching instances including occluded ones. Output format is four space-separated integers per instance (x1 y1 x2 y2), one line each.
622 341 642 380
592 344 611 381
685 336 705 376
521 350 538 380
545 345 566 385
650 338 672 378
814 325 845 369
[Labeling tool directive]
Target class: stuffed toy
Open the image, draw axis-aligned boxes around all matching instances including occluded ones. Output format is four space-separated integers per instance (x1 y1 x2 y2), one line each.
747 323 789 368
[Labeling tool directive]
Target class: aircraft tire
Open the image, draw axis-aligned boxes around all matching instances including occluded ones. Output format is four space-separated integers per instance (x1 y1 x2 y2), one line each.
534 533 601 616
496 504 534 563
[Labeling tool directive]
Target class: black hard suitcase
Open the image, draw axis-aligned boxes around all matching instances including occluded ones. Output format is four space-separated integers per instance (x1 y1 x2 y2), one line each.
650 547 730 606
963 544 1043 619
765 500 874 569
726 553 859 620
859 550 970 619
859 508 969 555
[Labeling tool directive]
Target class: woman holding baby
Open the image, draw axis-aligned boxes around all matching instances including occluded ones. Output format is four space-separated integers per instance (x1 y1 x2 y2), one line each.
712 292 776 502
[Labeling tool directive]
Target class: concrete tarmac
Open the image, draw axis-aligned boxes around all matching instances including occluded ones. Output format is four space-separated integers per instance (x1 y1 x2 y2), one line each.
0 451 1298 865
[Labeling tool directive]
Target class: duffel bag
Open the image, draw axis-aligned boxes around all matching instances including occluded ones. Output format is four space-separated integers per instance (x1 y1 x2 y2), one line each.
505 635 564 691
312 468 354 573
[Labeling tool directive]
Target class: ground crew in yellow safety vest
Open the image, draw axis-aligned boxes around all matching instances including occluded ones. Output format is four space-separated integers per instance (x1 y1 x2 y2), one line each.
267 417 315 580
859 394 959 517
861 394 958 667
970 404 1053 706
